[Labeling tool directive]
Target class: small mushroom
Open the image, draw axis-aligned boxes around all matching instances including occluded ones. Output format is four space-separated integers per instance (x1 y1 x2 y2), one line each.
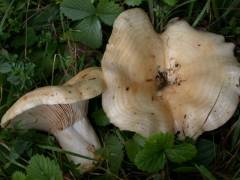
101 8 240 139
1 67 105 172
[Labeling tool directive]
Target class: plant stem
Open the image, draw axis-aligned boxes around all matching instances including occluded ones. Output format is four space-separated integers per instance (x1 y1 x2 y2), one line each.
148 0 154 25
25 0 31 59
0 0 15 32
192 0 210 27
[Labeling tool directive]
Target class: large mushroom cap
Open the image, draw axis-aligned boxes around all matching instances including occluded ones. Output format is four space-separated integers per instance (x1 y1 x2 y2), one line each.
1 67 105 172
101 8 240 139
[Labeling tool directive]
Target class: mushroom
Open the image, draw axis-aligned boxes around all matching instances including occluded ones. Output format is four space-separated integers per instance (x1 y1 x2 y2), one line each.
101 8 240 139
1 67 105 172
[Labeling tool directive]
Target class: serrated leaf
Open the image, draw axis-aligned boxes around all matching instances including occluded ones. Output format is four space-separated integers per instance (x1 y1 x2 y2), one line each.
133 134 146 147
11 171 26 180
135 149 166 172
162 0 177 6
99 134 123 174
96 0 123 26
0 62 11 73
60 0 95 21
145 132 174 150
125 139 142 162
134 133 174 172
26 154 63 180
67 16 102 48
166 143 197 163
125 0 144 6
195 164 216 180
91 109 110 126
196 139 216 166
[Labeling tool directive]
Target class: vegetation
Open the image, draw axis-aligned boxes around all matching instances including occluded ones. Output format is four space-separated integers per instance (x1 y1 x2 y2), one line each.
0 0 239 179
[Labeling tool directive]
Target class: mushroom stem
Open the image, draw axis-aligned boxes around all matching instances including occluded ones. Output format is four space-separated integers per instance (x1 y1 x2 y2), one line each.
72 117 100 148
54 118 100 172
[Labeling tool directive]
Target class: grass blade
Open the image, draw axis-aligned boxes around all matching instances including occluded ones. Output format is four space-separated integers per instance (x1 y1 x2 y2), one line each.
192 0 210 27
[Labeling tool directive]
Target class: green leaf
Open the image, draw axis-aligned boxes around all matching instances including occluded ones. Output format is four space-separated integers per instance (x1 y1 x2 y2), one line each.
8 139 31 163
135 149 166 172
0 62 11 73
96 0 123 26
12 139 32 157
125 134 145 162
99 134 124 174
134 133 174 172
30 5 59 26
7 75 20 85
0 0 9 13
26 154 63 180
196 139 216 166
26 28 38 47
162 0 177 6
67 16 102 48
166 143 197 163
10 27 38 48
145 133 174 150
11 171 26 180
125 0 144 6
60 0 95 21
231 116 240 149
91 109 110 126
125 139 142 162
133 134 146 147
195 164 216 180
